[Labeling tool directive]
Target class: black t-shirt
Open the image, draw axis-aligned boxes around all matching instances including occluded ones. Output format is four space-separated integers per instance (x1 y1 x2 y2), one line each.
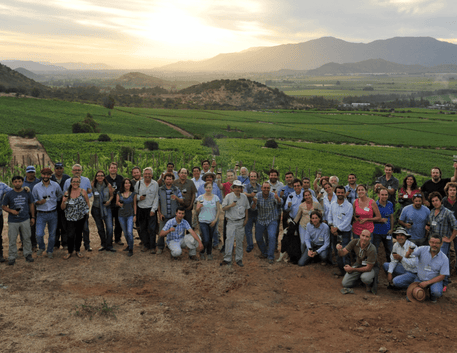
106 174 124 207
421 178 451 201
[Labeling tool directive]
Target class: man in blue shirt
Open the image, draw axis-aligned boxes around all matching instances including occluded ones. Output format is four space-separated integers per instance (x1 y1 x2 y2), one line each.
159 207 203 259
284 179 303 221
398 195 430 246
244 171 261 253
281 172 295 229
2 176 36 265
32 168 63 258
404 234 449 303
0 180 12 262
51 162 70 250
22 165 40 249
344 173 358 204
372 187 394 263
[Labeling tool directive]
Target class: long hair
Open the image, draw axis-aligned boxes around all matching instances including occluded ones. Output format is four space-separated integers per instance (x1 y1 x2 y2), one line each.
402 174 418 190
67 176 81 197
120 178 134 193
92 170 109 187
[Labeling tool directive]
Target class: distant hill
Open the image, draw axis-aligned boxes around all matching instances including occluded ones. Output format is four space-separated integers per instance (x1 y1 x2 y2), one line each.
179 79 296 109
160 37 457 72
14 67 42 80
111 72 199 90
0 63 49 92
55 62 113 70
1 60 66 71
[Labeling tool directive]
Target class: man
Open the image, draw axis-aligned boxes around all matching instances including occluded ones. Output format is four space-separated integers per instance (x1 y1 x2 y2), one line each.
2 176 35 265
106 162 124 245
51 162 70 249
191 166 204 191
158 162 179 186
280 172 295 228
404 234 449 303
157 173 184 254
383 228 418 289
201 159 216 175
236 166 250 186
244 171 261 253
329 176 339 189
251 182 282 264
221 180 250 267
425 192 457 291
22 165 40 249
197 172 222 248
0 180 12 262
131 166 142 187
301 177 316 199
328 185 354 276
134 167 159 253
267 169 284 247
344 174 358 204
173 168 196 226
443 182 457 272
284 179 303 221
219 169 236 253
32 168 63 258
398 194 430 246
337 229 379 294
63 164 93 251
421 163 457 207
372 187 394 263
159 207 203 259
298 210 330 267
374 164 399 205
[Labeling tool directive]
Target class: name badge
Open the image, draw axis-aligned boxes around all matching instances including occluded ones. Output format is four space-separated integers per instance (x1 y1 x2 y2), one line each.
94 191 100 196
364 207 370 212
403 194 408 199
338 214 342 220
388 186 392 190
431 221 437 227
362 261 367 266
424 265 432 271
68 200 75 205
386 236 392 240
318 237 323 242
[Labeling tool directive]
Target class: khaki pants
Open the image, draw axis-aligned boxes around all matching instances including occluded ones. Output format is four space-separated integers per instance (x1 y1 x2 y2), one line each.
8 220 32 260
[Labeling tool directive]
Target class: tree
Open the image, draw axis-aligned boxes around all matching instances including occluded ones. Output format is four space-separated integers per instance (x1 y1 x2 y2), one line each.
98 134 111 142
265 139 278 149
72 122 94 133
144 140 159 151
102 96 115 109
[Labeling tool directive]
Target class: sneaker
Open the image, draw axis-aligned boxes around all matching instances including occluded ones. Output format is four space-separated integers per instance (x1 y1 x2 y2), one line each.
98 247 106 252
123 247 129 252
189 255 198 261
220 246 225 253
157 249 163 255
207 254 213 261
246 248 253 253
0 254 5 263
431 298 438 304
63 246 68 250
86 247 93 252
236 260 244 267
150 248 156 254
200 253 206 261
8 259 15 266
115 241 124 246
141 246 149 252
106 247 117 252
128 251 133 257
25 255 34 263
47 253 53 259
220 260 231 267
268 259 274 264
36 249 44 256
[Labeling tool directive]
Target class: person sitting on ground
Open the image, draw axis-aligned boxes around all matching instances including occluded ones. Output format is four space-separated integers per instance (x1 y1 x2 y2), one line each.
337 229 379 294
298 210 330 267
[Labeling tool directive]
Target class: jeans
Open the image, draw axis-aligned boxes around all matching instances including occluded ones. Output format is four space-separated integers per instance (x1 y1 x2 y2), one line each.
372 233 393 263
83 216 90 249
8 220 32 260
158 216 174 250
440 240 451 287
213 221 220 247
36 210 58 253
91 207 113 249
244 212 257 252
111 206 122 242
0 217 3 253
336 230 352 274
119 216 134 251
55 205 67 248
138 207 157 249
168 234 200 257
408 275 444 300
199 222 216 255
298 246 328 266
255 220 278 260
382 262 407 276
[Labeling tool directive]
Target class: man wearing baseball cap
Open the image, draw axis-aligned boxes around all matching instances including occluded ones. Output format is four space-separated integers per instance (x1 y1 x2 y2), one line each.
384 227 418 290
32 168 63 258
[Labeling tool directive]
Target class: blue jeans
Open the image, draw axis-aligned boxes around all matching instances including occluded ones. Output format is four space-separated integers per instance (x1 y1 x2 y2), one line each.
336 231 352 273
372 233 393 262
36 211 58 253
406 275 444 301
213 221 220 247
91 207 113 249
383 262 408 276
199 222 216 255
244 212 257 251
255 220 277 260
298 246 328 266
440 241 451 287
118 216 134 251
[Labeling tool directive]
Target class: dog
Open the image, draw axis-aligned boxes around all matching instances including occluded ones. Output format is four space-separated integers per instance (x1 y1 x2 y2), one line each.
277 218 302 264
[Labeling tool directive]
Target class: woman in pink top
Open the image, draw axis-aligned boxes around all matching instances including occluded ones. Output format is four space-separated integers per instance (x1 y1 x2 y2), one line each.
352 185 381 238
398 175 421 210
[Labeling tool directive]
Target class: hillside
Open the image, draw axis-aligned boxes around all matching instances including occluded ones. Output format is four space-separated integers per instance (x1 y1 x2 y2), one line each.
179 79 297 109
0 63 49 92
160 37 457 72
110 72 199 90
14 67 42 80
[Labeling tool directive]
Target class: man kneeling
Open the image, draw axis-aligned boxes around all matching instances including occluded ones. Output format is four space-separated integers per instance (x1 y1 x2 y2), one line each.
159 207 203 260
337 229 379 294
298 210 330 266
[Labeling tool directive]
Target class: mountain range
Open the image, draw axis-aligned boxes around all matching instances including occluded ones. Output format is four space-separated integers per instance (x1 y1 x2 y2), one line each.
0 60 113 71
159 37 457 72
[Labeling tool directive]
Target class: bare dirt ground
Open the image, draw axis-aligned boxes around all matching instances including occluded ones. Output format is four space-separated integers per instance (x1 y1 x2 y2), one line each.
1 215 457 353
153 119 194 138
8 136 54 168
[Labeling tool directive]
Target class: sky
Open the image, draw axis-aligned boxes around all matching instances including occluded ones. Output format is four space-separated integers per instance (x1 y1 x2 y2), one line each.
1 0 456 69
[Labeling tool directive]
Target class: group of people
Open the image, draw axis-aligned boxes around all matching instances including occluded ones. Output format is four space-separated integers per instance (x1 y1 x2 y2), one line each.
1 159 457 303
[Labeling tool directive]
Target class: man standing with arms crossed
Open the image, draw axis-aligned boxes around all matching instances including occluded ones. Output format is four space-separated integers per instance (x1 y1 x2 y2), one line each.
32 168 63 258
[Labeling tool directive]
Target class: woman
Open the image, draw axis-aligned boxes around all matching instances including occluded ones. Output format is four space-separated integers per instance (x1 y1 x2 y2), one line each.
298 210 330 267
91 170 115 252
352 184 381 238
61 176 90 259
398 175 420 210
196 181 221 260
294 189 323 252
116 178 137 257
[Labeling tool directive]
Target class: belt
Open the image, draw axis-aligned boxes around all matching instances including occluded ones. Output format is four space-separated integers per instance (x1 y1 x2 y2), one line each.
37 209 57 214
230 218 245 222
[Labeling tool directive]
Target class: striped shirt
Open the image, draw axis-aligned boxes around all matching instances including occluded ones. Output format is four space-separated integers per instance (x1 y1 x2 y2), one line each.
253 192 282 226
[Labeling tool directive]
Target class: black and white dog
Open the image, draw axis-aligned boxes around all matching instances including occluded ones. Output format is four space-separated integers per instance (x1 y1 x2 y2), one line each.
277 218 302 264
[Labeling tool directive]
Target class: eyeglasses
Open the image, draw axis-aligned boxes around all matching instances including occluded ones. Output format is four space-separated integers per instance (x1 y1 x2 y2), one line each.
413 193 422 197
73 169 82 172
71 181 80 184
96 175 105 177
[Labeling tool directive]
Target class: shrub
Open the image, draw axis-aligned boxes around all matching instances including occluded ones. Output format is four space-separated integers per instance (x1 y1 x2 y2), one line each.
17 128 36 138
144 140 159 151
202 136 217 148
102 96 115 109
265 139 278 148
72 122 94 133
83 116 100 133
98 134 111 142
120 146 134 161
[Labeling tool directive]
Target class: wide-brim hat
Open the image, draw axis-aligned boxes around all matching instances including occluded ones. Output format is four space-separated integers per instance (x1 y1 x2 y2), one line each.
393 227 411 239
202 172 216 181
406 282 428 303
231 180 243 188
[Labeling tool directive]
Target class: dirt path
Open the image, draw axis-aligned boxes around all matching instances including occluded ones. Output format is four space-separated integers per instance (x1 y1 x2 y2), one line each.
8 136 54 168
153 118 194 138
